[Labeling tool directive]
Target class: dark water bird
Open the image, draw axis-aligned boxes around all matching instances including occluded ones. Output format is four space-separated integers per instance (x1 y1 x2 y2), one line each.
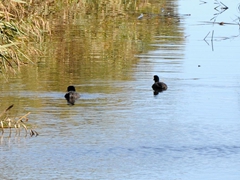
152 75 168 95
64 86 80 105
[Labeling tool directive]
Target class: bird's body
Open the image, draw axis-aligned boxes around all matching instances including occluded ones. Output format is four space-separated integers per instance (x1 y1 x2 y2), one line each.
152 75 167 95
64 86 80 105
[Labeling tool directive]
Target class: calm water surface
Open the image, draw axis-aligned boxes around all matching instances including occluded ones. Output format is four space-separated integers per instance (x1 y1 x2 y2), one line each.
1 1 240 180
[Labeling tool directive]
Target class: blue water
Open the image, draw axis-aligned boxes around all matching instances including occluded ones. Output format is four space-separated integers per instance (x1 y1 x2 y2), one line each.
1 1 240 180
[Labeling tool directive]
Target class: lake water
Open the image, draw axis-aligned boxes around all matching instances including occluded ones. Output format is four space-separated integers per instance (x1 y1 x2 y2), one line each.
1 1 240 180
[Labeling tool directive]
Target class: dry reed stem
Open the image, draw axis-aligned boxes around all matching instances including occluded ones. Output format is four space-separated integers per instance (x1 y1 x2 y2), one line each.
0 105 38 137
0 0 51 74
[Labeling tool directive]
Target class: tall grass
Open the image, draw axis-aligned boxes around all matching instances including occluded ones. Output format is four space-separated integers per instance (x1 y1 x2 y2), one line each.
0 0 50 75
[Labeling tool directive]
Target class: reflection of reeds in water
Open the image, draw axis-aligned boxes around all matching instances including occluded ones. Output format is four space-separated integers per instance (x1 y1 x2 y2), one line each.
0 104 38 137
200 1 240 51
1 0 180 77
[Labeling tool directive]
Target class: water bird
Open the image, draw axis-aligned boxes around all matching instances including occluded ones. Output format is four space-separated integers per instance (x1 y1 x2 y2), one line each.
64 86 80 105
138 13 144 20
152 75 168 95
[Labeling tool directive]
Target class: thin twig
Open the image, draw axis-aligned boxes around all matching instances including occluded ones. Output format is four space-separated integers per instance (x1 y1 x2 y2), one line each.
19 122 28 136
204 31 210 40
211 30 214 51
16 112 31 123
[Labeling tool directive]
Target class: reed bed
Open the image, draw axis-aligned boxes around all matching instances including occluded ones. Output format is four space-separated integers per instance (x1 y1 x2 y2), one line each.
0 0 51 75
